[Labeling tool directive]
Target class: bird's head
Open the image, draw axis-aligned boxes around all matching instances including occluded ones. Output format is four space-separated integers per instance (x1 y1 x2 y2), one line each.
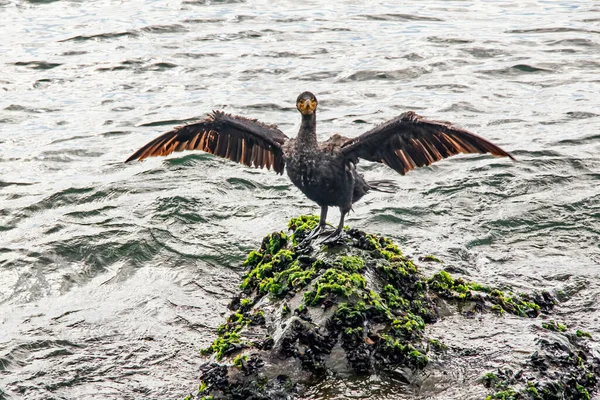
296 92 318 115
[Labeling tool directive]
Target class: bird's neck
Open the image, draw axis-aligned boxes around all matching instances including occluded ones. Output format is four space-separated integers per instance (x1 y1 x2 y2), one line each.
298 113 318 148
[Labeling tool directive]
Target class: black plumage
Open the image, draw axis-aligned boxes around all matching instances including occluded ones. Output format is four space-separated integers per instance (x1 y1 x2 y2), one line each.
126 91 514 243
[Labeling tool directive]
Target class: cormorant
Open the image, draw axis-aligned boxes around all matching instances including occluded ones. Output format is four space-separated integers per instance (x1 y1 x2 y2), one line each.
126 91 514 243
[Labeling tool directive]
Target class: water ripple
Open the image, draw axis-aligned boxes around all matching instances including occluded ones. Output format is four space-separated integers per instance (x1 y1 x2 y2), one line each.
183 0 245 5
337 67 429 82
59 31 138 42
506 27 600 34
13 61 62 70
1 1 599 398
357 13 443 22
140 24 188 34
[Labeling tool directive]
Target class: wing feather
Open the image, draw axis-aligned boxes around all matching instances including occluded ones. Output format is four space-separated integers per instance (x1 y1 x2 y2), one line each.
341 111 514 175
125 111 289 174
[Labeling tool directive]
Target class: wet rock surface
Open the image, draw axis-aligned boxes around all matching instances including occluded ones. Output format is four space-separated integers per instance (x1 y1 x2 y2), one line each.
481 325 599 400
185 217 599 400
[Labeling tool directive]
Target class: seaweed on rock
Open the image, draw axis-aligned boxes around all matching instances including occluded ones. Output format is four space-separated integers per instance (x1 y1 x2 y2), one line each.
483 324 599 400
185 216 597 400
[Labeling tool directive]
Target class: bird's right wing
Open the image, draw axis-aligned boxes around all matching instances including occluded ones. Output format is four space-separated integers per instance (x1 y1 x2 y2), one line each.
125 111 289 174
340 111 514 175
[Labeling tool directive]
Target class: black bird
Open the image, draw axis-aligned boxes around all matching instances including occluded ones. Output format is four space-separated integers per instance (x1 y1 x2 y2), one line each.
126 91 514 243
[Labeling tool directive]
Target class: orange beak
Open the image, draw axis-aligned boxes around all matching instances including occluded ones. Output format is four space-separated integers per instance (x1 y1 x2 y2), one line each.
299 99 316 114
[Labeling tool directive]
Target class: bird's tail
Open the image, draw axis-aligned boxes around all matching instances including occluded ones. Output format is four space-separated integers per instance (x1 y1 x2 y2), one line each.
368 179 398 193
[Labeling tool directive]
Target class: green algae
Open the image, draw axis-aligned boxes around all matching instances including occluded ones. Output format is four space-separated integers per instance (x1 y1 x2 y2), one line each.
428 271 546 318
428 338 448 352
382 284 409 309
422 254 443 263
391 313 426 340
203 308 267 360
333 301 367 327
372 236 404 260
485 388 517 400
542 320 567 332
337 255 365 272
576 330 592 338
240 298 252 308
233 354 248 369
243 250 263 267
428 270 455 293
526 382 542 400
577 385 591 400
378 334 429 369
303 268 366 306
240 247 295 292
184 395 212 400
201 331 242 361
266 231 288 255
491 304 506 315
193 215 580 400
259 261 316 297
488 289 541 317
483 372 499 387
287 215 320 245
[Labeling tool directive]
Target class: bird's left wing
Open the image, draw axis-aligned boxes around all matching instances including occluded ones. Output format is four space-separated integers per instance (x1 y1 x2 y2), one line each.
340 111 514 175
125 111 289 174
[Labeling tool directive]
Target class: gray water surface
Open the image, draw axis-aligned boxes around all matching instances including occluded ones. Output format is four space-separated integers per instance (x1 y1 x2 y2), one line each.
1 1 599 399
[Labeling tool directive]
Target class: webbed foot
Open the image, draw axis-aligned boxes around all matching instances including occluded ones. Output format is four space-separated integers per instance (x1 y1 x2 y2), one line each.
298 224 326 247
318 228 345 245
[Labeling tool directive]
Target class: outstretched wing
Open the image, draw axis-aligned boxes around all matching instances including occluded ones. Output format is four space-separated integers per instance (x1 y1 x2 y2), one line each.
340 111 514 175
125 111 289 174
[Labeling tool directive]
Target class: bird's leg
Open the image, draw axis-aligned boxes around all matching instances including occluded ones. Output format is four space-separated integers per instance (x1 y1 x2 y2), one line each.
299 205 328 245
319 209 348 244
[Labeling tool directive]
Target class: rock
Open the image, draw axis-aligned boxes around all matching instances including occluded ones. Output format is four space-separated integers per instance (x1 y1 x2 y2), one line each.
184 216 598 400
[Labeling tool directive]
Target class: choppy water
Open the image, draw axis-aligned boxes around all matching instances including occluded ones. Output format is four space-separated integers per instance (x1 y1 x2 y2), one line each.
1 0 599 398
